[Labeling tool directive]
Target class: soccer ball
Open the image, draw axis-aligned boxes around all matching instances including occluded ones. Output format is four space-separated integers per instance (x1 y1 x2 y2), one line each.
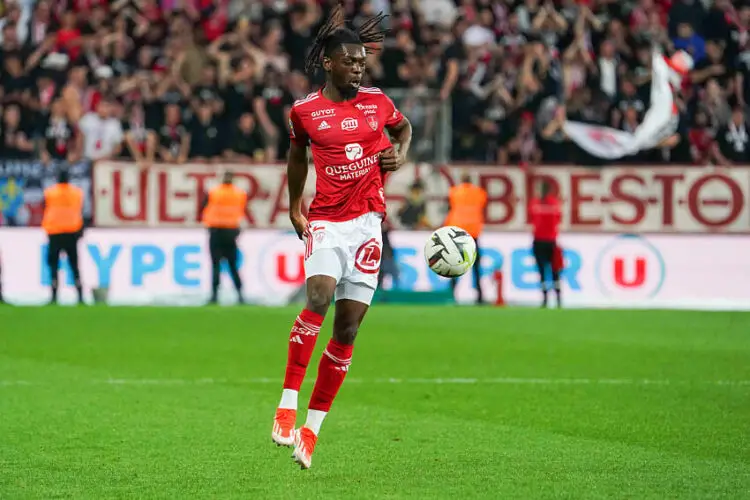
424 226 478 278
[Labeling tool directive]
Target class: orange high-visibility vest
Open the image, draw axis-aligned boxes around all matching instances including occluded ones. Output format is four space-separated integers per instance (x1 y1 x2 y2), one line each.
202 184 247 229
444 183 487 238
42 183 84 235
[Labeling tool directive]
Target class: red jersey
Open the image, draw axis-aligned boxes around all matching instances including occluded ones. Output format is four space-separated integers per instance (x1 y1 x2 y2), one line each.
289 87 404 223
530 195 561 241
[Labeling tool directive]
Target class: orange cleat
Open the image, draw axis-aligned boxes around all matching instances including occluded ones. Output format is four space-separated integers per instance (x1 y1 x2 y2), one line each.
272 408 296 447
292 426 317 469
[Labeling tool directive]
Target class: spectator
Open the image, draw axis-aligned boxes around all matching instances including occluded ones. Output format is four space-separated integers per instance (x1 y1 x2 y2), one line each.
79 98 123 162
538 102 568 163
252 66 293 161
189 100 223 163
714 106 750 165
398 181 430 230
39 98 80 164
158 103 189 164
672 22 706 62
499 111 541 166
2 52 30 105
1 102 34 159
122 103 157 167
224 112 265 162
689 110 714 165
700 79 731 131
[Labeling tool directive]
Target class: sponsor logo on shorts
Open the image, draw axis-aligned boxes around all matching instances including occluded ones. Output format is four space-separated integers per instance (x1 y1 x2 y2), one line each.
354 238 381 274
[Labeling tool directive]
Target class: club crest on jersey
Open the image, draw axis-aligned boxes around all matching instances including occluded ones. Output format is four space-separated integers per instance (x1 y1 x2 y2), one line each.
366 116 378 131
341 118 358 131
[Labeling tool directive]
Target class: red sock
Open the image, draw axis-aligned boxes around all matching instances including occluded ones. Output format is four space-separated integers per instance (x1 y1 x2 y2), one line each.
283 309 324 391
309 339 353 412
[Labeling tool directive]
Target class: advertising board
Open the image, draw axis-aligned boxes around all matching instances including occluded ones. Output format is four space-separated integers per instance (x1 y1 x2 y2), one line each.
1 228 747 310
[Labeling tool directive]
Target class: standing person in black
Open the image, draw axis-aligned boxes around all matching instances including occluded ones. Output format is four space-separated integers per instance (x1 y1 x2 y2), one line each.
1 103 34 159
397 181 431 230
189 100 224 162
158 104 190 164
201 172 248 305
713 107 750 165
39 99 79 163
252 67 294 160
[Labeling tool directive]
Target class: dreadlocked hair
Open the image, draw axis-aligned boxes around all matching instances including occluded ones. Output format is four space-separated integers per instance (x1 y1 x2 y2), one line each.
304 3 389 76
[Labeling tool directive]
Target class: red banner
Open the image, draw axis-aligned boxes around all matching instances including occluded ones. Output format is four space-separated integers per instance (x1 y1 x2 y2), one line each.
92 162 750 233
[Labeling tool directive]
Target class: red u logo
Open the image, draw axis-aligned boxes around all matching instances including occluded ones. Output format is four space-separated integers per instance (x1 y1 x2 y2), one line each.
614 257 646 288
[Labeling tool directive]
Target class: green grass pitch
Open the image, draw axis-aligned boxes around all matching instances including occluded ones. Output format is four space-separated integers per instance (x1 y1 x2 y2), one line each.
1 306 749 499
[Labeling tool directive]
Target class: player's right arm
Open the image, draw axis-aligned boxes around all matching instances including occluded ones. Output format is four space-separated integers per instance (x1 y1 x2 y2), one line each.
287 106 310 240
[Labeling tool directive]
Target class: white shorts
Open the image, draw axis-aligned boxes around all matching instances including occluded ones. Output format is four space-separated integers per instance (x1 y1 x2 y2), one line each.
303 212 383 305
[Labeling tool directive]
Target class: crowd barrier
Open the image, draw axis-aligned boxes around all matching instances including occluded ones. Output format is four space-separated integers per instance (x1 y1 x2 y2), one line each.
3 160 748 233
91 162 750 232
1 228 747 310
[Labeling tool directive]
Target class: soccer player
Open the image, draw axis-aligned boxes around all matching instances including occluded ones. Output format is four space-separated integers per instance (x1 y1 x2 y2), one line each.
271 5 412 469
42 169 85 305
529 180 562 308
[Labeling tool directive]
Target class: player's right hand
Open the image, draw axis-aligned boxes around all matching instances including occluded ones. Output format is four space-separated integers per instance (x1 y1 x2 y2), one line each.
290 212 309 241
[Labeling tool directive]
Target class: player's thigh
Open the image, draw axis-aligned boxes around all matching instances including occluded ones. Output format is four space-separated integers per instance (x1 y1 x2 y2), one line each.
304 236 346 311
335 280 375 307
304 220 347 282
342 213 383 290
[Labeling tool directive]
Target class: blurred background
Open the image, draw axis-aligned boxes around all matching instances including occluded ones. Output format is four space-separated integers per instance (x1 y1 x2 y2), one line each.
0 0 749 308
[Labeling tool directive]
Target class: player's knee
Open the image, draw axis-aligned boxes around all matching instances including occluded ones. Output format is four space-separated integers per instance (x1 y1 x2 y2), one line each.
306 284 333 315
333 320 358 345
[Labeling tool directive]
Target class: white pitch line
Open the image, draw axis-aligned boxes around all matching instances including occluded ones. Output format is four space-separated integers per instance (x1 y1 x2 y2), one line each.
0 378 749 387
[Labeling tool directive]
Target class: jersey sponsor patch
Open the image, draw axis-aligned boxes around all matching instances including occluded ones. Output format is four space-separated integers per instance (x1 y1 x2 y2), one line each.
344 143 363 161
318 120 331 131
341 118 358 131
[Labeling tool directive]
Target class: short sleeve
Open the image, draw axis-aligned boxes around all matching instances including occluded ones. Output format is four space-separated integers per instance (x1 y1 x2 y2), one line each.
289 106 309 146
111 121 124 143
383 94 404 128
78 114 93 135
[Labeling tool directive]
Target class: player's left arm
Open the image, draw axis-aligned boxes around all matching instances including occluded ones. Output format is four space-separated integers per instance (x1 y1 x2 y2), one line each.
382 101 412 172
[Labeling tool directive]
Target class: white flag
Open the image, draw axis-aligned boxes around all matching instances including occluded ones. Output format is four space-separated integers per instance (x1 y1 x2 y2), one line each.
563 50 693 160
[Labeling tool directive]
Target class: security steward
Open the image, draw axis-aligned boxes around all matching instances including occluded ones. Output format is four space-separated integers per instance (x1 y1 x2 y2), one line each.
444 172 487 304
42 169 85 305
201 171 247 305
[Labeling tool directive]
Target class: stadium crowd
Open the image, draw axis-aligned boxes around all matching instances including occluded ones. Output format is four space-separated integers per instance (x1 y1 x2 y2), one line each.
0 0 749 166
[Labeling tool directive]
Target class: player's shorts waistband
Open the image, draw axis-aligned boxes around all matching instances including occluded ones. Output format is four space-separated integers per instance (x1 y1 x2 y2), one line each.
307 211 384 225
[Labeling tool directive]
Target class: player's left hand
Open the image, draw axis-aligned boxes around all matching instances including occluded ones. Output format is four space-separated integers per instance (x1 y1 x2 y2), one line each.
380 147 403 172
